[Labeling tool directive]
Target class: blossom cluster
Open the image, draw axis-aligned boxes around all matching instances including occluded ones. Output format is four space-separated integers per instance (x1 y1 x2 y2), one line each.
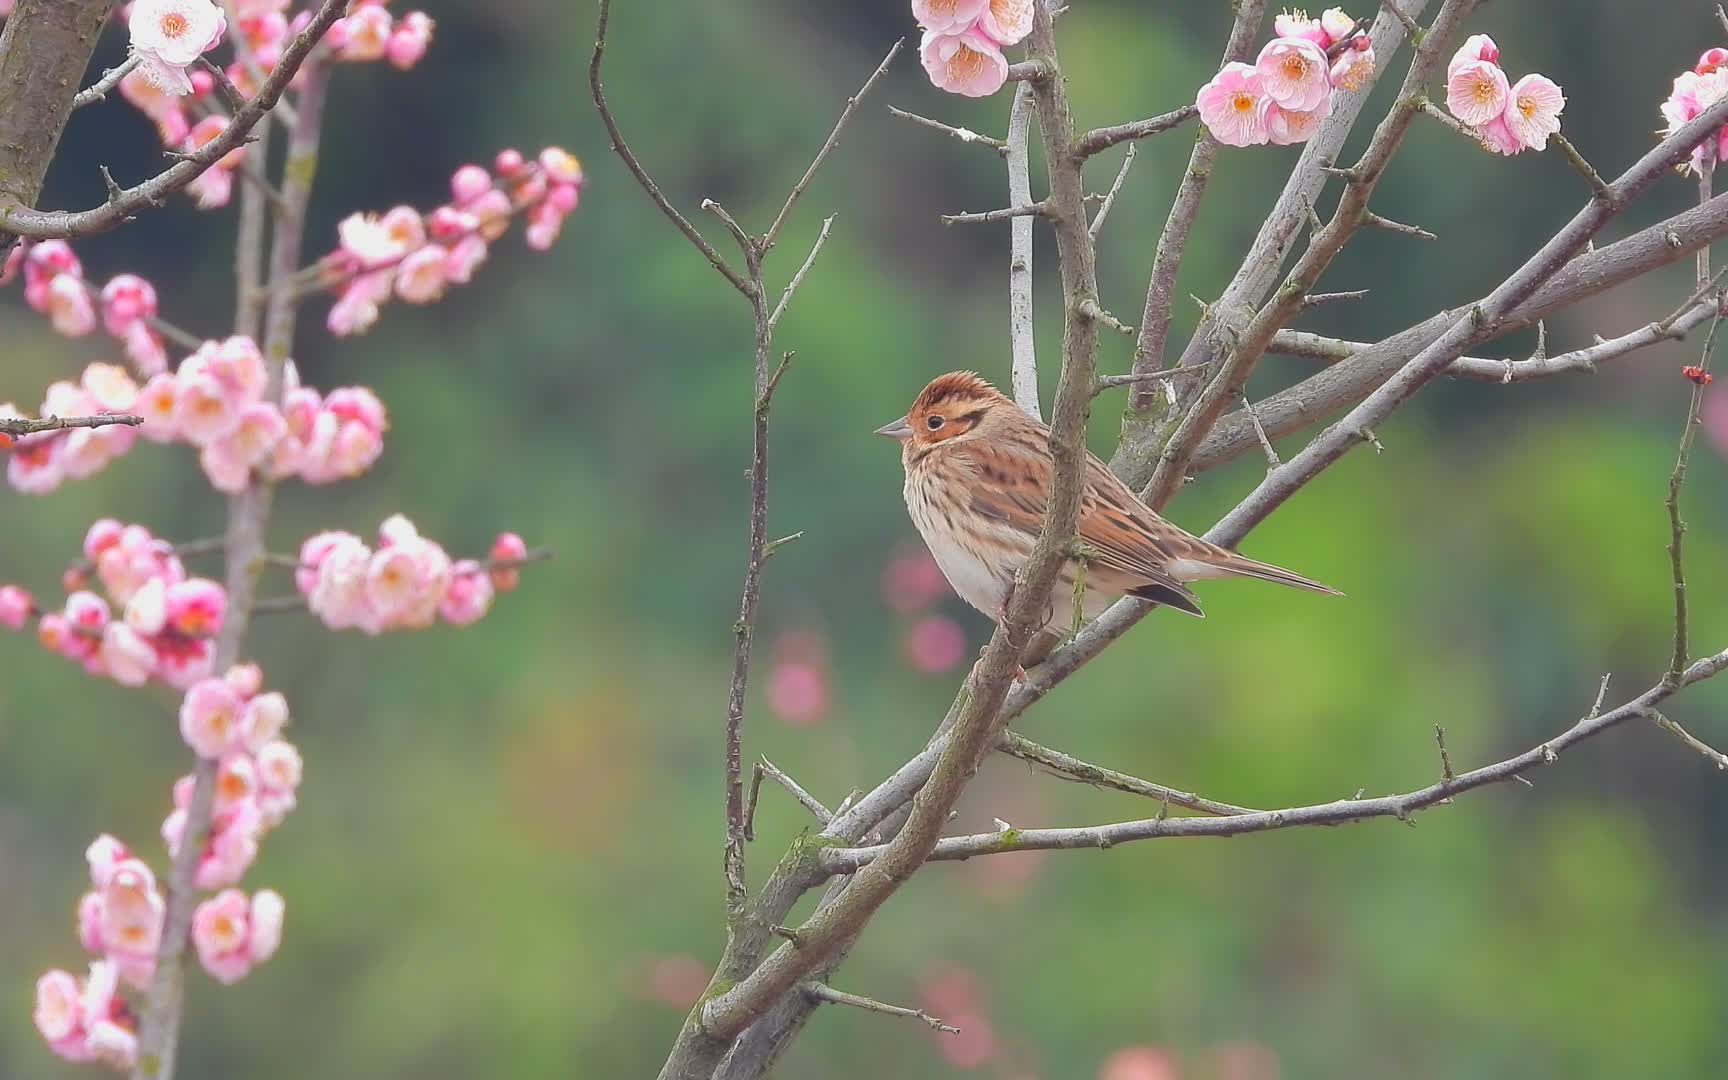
1195 8 1374 148
296 517 528 632
1 332 387 495
1444 35 1564 155
125 0 433 103
1661 47 1728 177
913 0 1033 99
3 239 169 372
0 521 224 688
320 147 584 336
35 665 297 1070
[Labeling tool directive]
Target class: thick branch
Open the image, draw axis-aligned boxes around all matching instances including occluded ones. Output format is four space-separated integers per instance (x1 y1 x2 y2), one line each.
0 413 141 437
0 0 344 240
1006 82 1040 419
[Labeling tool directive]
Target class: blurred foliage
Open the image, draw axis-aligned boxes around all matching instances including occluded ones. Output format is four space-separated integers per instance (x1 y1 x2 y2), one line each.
4 2 1728 1078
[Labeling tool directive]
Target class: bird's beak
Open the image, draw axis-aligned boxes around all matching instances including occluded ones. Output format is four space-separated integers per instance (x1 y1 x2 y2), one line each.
874 415 912 440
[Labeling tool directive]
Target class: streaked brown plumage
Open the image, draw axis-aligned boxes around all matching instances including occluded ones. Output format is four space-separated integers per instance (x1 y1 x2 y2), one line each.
876 371 1340 633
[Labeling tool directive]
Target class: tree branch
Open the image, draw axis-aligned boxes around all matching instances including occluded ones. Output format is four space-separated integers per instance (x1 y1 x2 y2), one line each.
1074 104 1198 159
0 0 345 241
886 105 1007 152
801 983 958 1034
71 55 142 110
1087 143 1135 242
0 413 141 437
998 731 1257 816
822 652 1728 872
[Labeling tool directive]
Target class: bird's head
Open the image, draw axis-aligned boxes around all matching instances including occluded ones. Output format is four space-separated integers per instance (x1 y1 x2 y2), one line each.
875 371 1011 451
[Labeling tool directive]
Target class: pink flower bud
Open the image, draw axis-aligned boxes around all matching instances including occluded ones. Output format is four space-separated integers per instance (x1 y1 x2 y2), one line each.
440 561 494 625
337 3 391 60
0 584 34 629
46 273 97 336
243 691 289 749
538 146 583 186
99 274 159 336
395 246 449 303
385 10 433 69
490 532 528 591
65 591 111 635
165 577 226 638
443 234 489 284
494 147 526 176
450 164 492 204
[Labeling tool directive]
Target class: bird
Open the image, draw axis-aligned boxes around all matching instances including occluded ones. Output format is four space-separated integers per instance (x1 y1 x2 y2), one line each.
876 371 1340 635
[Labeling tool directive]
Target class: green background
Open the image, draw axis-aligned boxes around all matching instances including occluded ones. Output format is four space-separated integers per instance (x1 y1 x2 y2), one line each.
4 2 1728 1077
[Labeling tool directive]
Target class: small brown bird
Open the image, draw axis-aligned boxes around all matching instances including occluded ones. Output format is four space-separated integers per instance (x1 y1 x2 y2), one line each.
876 371 1340 633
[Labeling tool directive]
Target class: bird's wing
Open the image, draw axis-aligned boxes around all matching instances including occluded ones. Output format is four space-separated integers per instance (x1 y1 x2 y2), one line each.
958 435 1206 604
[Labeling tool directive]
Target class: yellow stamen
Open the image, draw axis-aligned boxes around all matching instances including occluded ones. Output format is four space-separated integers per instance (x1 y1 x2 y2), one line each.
160 12 188 37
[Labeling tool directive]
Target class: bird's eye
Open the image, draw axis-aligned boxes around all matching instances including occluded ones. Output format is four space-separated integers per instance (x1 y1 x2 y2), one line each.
926 415 945 431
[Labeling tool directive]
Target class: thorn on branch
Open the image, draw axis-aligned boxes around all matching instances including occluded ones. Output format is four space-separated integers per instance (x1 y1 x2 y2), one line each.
1361 210 1437 240
762 532 803 559
1076 298 1135 335
99 167 125 205
1241 391 1281 472
758 351 795 414
1303 290 1370 309
802 983 960 1034
71 55 143 109
770 925 806 948
886 106 1007 153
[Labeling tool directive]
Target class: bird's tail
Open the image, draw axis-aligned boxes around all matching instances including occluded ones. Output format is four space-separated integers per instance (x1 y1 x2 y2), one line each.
1170 550 1343 596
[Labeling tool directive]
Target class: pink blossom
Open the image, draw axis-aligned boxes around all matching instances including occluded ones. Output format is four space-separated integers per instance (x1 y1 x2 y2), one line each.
8 433 66 494
165 577 226 638
920 28 1009 98
1261 90 1332 145
308 533 373 629
66 591 112 636
84 363 140 413
470 188 513 241
179 676 247 757
1099 1046 1181 1080
911 0 987 35
296 530 357 595
85 835 132 888
524 200 564 250
1448 33 1499 79
386 10 433 69
99 274 159 336
1319 8 1358 45
34 962 137 1068
364 533 452 630
155 634 216 690
173 371 243 445
226 661 264 698
440 561 495 625
336 3 392 61
85 855 165 987
129 0 227 95
1197 62 1271 147
125 577 168 635
327 280 383 335
395 245 448 302
214 751 259 813
444 234 489 284
451 164 492 203
540 146 584 186
119 66 191 142
1257 37 1330 112
255 739 302 823
123 322 170 376
101 622 159 686
1330 43 1375 92
46 272 97 336
163 797 261 889
0 584 33 629
490 531 528 590
1273 9 1329 48
1475 113 1523 156
192 888 284 983
1446 58 1509 126
976 0 1033 46
1503 72 1564 151
241 692 290 753
494 147 527 177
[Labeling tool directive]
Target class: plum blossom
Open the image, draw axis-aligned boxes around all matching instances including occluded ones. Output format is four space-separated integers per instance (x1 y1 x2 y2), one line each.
1261 94 1331 146
163 792 262 889
1449 33 1500 75
1660 53 1728 176
1447 59 1510 126
1257 37 1331 112
976 0 1033 46
440 561 495 625
1503 73 1565 152
0 584 33 629
77 842 164 988
1197 63 1271 147
179 676 249 758
33 962 137 1069
1274 9 1330 47
920 28 1008 98
911 0 988 35
128 0 227 96
386 10 434 69
191 889 285 984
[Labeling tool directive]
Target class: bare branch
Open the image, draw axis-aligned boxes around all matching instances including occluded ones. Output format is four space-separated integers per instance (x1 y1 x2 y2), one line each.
1123 0 1269 413
762 39 904 253
1093 363 1212 394
1647 709 1728 770
1552 133 1616 204
1665 304 1721 683
0 413 142 437
0 0 346 240
589 0 751 297
802 983 959 1034
886 106 1006 152
1378 0 1424 38
1303 289 1371 308
1241 392 1281 471
998 732 1257 816
821 652 1728 872
768 214 836 330
71 56 143 110
1361 210 1436 240
1074 104 1198 159
1088 143 1136 241
1007 82 1040 419
752 757 834 830
941 201 1049 225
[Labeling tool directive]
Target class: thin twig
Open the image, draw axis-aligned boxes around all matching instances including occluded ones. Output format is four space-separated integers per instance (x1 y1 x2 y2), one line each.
1077 298 1134 336
1088 143 1136 241
941 202 1048 225
753 757 834 827
802 983 959 1034
762 39 904 253
196 57 248 114
1551 134 1616 205
1240 392 1281 470
1646 709 1728 770
71 56 143 109
1074 105 1198 159
768 215 835 330
1665 233 1720 682
886 106 1006 152
1434 724 1456 782
0 413 142 437
1361 210 1436 240
1379 0 1424 38
998 732 1256 816
1302 289 1370 308
589 0 751 297
1093 363 1213 394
